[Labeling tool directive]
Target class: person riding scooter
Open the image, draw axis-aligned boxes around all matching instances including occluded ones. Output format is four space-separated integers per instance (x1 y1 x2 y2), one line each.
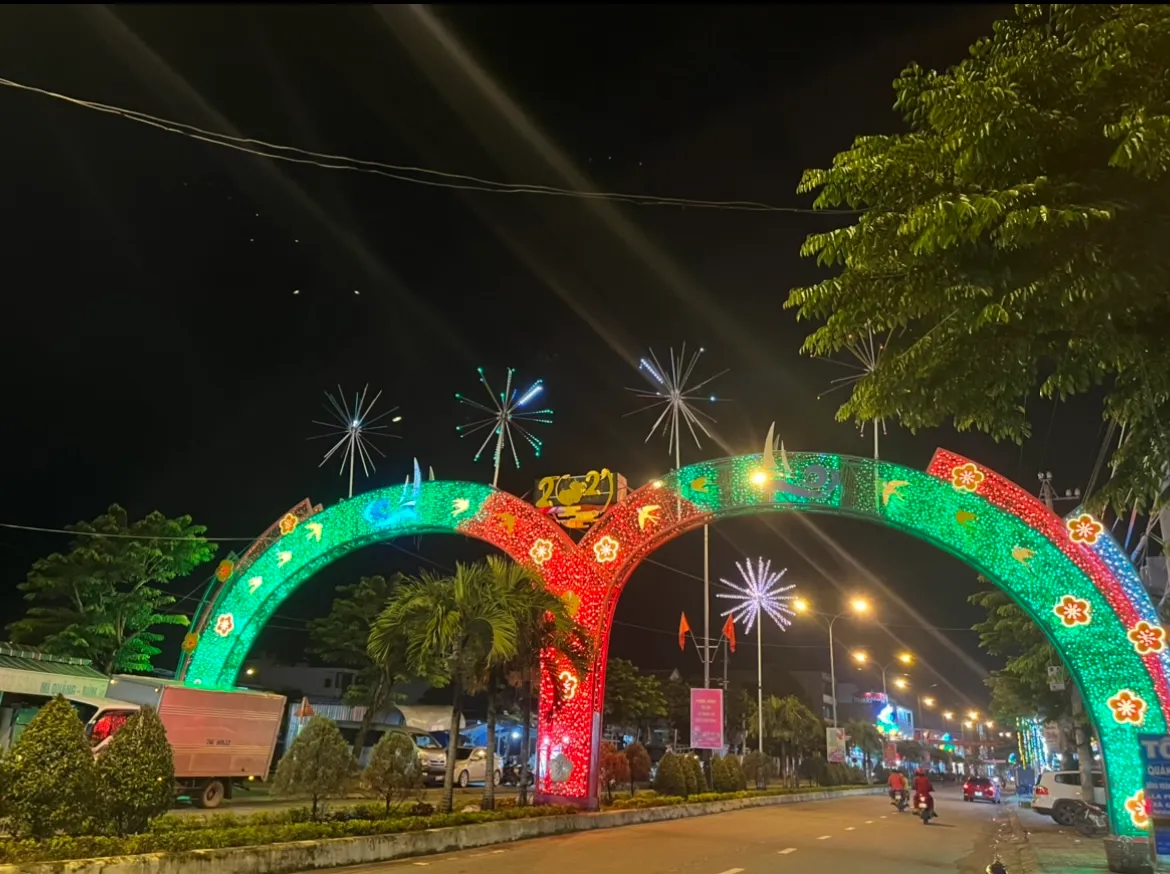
912 769 936 819
887 769 908 809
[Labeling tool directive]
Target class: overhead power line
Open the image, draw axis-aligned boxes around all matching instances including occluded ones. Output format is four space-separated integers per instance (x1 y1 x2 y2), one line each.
0 76 860 215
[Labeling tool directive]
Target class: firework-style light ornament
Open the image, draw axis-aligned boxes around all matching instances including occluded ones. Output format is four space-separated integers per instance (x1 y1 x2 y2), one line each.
717 557 797 753
456 367 552 488
815 324 894 459
310 385 402 499
624 344 727 472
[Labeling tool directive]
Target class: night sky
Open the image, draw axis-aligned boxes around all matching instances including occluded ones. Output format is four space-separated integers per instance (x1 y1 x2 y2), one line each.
0 4 1106 718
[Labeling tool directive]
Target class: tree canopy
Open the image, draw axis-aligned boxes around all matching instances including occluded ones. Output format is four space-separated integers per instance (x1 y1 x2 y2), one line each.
8 505 213 673
788 4 1170 510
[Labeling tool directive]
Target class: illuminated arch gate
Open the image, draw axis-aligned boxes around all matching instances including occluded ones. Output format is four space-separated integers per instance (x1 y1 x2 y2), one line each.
182 450 1169 839
557 449 1170 840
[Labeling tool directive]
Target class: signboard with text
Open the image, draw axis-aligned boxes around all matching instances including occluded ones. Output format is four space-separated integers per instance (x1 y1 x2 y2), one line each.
690 688 724 750
827 727 846 764
1140 734 1170 860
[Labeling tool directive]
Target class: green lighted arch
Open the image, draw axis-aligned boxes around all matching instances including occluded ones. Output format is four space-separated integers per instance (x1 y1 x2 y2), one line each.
576 450 1166 836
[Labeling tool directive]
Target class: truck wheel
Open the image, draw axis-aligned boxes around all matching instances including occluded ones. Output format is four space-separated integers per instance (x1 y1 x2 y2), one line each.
194 779 226 809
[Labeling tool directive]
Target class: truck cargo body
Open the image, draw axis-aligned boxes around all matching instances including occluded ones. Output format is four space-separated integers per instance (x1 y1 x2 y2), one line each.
89 676 285 808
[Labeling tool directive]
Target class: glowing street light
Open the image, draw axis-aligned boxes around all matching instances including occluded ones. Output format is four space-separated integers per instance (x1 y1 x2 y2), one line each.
897 652 914 666
852 651 870 665
893 677 909 690
923 697 936 708
967 710 980 721
797 596 872 727
942 710 954 721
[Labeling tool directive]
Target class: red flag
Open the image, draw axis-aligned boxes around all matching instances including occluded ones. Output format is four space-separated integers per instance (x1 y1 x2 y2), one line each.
678 612 691 651
722 614 737 653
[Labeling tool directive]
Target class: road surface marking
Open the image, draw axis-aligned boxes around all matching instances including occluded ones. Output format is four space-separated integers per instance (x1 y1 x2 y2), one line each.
845 826 855 831
778 848 797 855
880 815 887 819
865 820 874 824
715 869 744 874
816 835 831 840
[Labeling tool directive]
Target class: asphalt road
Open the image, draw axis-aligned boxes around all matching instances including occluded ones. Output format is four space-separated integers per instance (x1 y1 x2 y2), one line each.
313 787 1016 874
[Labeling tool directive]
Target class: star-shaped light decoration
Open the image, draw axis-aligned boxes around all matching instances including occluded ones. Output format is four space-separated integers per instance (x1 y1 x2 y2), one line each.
456 367 552 488
310 385 402 499
716 557 797 635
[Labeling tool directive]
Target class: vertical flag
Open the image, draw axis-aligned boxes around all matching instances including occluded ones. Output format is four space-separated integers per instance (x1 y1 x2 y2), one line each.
721 614 737 653
678 612 691 651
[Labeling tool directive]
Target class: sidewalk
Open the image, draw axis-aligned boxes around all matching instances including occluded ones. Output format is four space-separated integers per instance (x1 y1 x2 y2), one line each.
1010 803 1112 873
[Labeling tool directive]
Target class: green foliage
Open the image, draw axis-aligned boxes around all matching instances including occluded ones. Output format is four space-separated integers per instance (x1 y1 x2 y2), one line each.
624 741 651 795
8 506 213 673
663 678 692 740
0 696 98 838
680 753 698 796
599 742 630 803
651 751 686 797
310 575 410 755
273 717 358 820
0 804 581 864
725 754 747 791
844 718 884 772
96 706 174 835
711 754 736 793
788 4 1170 511
684 754 707 795
603 659 667 737
741 751 772 789
894 740 926 767
750 695 822 757
970 584 1072 724
361 732 423 816
369 561 520 814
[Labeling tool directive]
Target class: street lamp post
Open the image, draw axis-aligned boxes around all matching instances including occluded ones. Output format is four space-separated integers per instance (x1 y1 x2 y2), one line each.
851 651 912 704
795 597 869 727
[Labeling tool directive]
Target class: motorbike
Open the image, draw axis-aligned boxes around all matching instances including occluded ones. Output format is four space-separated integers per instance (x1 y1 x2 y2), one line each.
893 789 909 813
1072 800 1110 838
914 792 935 825
499 759 535 787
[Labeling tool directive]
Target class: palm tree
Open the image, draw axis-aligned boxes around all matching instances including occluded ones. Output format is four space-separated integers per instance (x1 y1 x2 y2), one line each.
748 695 821 786
481 555 592 807
369 562 518 813
844 718 884 779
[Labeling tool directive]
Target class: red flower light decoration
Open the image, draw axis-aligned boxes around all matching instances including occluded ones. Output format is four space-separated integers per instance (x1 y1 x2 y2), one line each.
1053 595 1092 628
1067 513 1103 546
1126 790 1150 829
279 513 299 536
1108 689 1147 725
215 560 234 582
213 613 235 638
1128 621 1167 655
950 463 985 493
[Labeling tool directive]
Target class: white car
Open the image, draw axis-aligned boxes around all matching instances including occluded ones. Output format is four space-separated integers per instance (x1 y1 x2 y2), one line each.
1032 770 1107 825
457 747 502 788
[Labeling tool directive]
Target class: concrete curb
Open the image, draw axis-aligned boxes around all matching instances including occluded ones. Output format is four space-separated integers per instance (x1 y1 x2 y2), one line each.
1 787 884 874
1004 805 1043 874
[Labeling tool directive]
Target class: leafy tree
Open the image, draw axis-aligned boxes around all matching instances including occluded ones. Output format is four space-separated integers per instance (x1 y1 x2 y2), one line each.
788 4 1170 512
362 731 424 815
724 686 753 746
726 753 748 791
624 741 651 796
309 574 410 757
369 562 518 814
273 716 358 819
844 719 884 776
603 659 667 741
749 695 822 786
711 753 735 793
96 706 174 834
472 556 592 810
598 742 630 804
8 506 213 674
652 750 686 797
663 677 692 743
895 740 927 768
1 696 98 837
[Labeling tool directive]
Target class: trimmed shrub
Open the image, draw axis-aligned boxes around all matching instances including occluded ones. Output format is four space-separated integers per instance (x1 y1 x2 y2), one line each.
362 731 423 815
1 696 98 837
742 751 771 789
684 754 707 794
624 741 651 795
711 754 736 793
96 706 175 835
599 743 630 803
652 751 686 797
681 754 698 797
273 716 358 820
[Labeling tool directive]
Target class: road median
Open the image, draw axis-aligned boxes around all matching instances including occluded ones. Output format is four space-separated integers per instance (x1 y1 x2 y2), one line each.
0 786 884 874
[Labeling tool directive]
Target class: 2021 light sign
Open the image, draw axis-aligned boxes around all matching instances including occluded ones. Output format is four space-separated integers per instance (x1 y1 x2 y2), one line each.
181 448 1170 838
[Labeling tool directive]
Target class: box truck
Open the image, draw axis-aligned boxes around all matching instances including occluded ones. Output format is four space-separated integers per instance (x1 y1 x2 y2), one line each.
86 675 285 809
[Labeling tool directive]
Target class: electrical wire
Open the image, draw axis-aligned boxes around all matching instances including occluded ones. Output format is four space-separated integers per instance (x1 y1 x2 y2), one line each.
0 76 861 215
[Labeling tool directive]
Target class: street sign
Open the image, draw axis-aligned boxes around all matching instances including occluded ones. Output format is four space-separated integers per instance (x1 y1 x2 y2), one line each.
826 727 846 764
690 688 723 750
1139 734 1170 860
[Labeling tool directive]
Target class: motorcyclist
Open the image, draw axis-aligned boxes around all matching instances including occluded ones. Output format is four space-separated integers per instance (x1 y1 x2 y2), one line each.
887 769 907 805
913 769 936 818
